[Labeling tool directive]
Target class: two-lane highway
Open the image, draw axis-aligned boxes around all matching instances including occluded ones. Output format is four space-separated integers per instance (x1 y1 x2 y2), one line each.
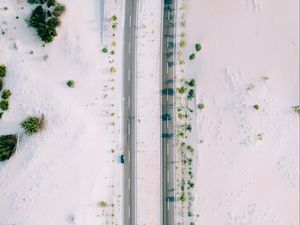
123 0 138 225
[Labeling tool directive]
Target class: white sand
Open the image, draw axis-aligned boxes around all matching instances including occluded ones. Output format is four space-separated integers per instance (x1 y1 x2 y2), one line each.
184 0 299 224
0 0 124 224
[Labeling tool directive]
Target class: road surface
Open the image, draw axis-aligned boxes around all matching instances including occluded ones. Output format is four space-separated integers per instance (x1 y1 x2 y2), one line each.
123 0 138 224
161 0 178 224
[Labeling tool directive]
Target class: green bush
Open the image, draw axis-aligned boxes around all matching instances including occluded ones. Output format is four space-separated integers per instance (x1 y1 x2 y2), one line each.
66 80 75 88
29 5 46 28
189 53 196 60
47 0 56 7
187 89 195 100
187 79 195 87
21 115 45 135
28 1 65 43
53 3 65 17
197 103 205 110
0 65 6 78
2 89 11 100
0 79 3 91
0 134 18 161
195 43 202 52
0 100 9 111
102 47 108 53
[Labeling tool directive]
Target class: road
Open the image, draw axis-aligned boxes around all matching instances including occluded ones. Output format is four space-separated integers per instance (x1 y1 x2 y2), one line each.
161 0 178 224
123 0 138 225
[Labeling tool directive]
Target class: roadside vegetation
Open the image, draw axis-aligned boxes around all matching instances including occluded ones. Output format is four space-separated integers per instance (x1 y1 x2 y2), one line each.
27 0 66 43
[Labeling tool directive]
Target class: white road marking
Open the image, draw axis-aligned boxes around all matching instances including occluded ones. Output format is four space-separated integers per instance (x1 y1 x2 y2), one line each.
166 120 169 128
128 178 130 190
128 205 131 218
128 124 131 135
129 15 132 27
128 68 131 81
167 200 170 210
129 42 131 53
128 96 131 107
166 63 169 74
128 150 130 163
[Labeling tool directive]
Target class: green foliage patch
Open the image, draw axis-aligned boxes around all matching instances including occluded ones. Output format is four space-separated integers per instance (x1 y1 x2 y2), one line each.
27 0 65 43
0 134 18 161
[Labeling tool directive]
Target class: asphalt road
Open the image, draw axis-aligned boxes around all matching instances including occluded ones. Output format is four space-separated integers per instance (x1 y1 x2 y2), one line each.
123 0 138 225
161 0 178 224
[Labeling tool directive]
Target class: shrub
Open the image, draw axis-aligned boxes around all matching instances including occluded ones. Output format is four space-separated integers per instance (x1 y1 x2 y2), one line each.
47 0 56 7
53 3 65 17
292 105 300 115
21 115 45 135
0 65 6 78
180 40 186 47
197 103 205 110
28 1 65 43
111 15 117 21
187 89 195 100
66 80 75 88
29 5 46 28
177 86 186 94
0 134 18 161
189 53 195 60
195 43 202 52
2 89 11 100
0 79 3 91
28 0 42 4
254 104 259 110
98 201 108 208
102 47 108 53
187 79 195 87
48 17 61 27
0 100 9 111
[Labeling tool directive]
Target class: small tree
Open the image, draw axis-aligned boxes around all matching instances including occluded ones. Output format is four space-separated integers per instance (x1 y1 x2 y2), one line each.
66 80 75 88
21 115 45 135
189 53 195 60
195 43 201 52
0 134 18 161
0 65 6 78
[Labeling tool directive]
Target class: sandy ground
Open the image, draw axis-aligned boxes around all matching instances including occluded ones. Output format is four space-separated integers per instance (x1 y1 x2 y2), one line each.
184 0 299 224
0 0 124 224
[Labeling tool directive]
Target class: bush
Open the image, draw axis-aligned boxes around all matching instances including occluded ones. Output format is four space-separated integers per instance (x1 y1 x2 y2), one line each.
187 79 195 87
0 100 9 111
187 89 195 100
189 53 196 60
0 79 3 91
28 2 65 43
0 65 6 78
197 103 205 110
292 105 300 115
195 43 202 52
52 3 65 17
47 0 56 7
0 134 18 161
102 47 108 53
21 115 45 135
66 80 75 88
29 5 46 28
2 89 11 100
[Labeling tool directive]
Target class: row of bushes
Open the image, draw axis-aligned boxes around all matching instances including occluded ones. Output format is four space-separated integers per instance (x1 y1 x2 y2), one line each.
27 0 65 43
0 65 12 119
